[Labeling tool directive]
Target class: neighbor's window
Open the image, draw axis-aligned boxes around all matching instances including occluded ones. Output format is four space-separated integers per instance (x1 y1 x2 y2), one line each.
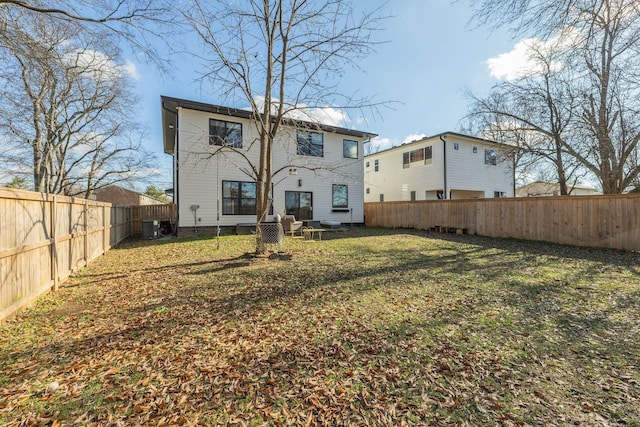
379 194 384 202
332 184 348 208
410 191 416 201
494 191 506 198
210 118 242 148
365 161 370 168
297 130 324 157
374 159 379 172
366 188 370 194
402 146 433 168
485 149 497 165
222 181 256 215
425 145 433 160
454 142 459 150
473 146 478 153
343 139 358 159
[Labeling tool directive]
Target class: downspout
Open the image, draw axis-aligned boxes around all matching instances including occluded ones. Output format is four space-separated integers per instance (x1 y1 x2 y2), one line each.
439 134 447 199
175 108 179 234
163 100 180 235
512 153 516 197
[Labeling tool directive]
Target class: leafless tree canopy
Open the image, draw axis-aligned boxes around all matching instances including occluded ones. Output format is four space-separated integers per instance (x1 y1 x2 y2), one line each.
0 8 156 197
184 0 385 252
0 1 176 67
463 0 640 193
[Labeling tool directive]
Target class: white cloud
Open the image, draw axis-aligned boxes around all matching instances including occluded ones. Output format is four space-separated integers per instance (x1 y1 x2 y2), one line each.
367 133 427 154
251 96 349 127
368 137 392 153
292 106 349 127
64 49 139 81
487 28 581 81
401 133 427 145
122 60 141 80
487 38 541 81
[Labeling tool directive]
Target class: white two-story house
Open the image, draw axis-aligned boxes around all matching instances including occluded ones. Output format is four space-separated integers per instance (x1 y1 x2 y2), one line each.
161 96 376 235
364 132 514 202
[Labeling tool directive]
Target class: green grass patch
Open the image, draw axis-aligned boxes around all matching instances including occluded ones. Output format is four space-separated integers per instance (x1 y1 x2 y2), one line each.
1 229 639 425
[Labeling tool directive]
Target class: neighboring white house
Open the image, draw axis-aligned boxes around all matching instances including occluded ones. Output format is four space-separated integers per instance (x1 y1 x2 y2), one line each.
364 132 514 202
516 181 601 197
161 96 376 235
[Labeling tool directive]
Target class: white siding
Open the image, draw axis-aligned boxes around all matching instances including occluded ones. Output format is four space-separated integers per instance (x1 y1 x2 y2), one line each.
176 107 367 227
446 136 514 198
364 142 445 202
364 134 514 202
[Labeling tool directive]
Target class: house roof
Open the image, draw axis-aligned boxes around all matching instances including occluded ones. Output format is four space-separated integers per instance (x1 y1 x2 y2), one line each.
363 131 512 158
161 96 377 154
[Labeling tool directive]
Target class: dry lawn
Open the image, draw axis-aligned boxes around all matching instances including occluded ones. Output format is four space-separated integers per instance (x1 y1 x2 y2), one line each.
1 228 639 426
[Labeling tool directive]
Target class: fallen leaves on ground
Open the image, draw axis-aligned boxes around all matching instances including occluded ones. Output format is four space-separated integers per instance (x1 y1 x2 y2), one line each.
1 229 639 425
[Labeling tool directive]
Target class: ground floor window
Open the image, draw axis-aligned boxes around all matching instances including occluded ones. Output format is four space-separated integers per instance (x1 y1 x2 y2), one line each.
222 181 256 215
332 184 348 208
221 181 273 215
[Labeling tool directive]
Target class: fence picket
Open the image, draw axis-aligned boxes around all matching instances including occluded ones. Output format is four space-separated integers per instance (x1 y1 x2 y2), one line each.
365 195 640 252
0 187 175 322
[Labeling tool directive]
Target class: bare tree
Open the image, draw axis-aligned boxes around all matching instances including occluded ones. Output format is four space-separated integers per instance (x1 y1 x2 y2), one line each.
0 8 156 197
184 0 384 252
463 40 587 194
0 0 174 65
464 0 640 193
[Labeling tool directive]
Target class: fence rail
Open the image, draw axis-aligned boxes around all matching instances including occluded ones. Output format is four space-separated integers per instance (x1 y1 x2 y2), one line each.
365 195 640 252
1 187 176 322
130 203 176 237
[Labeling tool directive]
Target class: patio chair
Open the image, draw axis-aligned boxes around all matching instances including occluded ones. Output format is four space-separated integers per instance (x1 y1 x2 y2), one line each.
282 215 303 237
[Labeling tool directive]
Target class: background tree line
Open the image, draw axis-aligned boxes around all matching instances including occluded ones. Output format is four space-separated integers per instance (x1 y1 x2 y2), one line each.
0 1 171 197
462 0 640 194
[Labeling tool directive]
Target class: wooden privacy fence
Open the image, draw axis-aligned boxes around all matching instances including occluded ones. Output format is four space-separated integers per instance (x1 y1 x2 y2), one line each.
130 203 176 237
365 194 640 252
0 185 175 322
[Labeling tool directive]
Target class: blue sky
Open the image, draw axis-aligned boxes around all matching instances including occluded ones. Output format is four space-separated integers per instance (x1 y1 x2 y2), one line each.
132 0 518 190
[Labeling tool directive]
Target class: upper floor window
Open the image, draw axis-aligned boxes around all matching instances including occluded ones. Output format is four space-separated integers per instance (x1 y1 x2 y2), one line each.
403 146 433 168
454 142 459 150
297 130 324 157
374 159 379 172
210 119 242 148
343 139 358 159
485 149 497 166
365 161 370 168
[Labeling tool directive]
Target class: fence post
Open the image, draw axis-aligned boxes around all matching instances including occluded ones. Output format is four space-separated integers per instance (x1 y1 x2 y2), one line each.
51 195 59 291
103 204 108 255
83 199 88 266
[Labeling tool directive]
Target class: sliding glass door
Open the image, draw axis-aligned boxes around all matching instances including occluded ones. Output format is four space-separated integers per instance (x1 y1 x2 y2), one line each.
285 191 313 220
